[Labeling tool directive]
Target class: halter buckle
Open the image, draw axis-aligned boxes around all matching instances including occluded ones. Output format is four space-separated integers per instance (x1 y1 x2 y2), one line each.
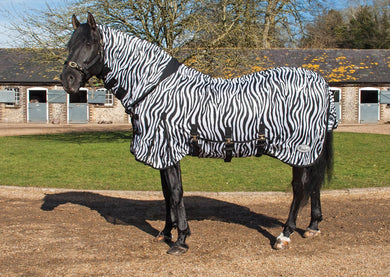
68 61 79 68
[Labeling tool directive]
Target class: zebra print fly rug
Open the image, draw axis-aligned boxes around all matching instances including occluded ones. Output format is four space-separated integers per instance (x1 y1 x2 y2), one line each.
99 25 338 169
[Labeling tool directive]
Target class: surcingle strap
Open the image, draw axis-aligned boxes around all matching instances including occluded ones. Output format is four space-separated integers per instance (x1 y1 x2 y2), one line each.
104 78 127 101
189 124 200 156
224 127 234 162
105 78 117 90
159 58 181 83
116 86 128 101
130 57 181 108
255 121 266 157
130 111 141 135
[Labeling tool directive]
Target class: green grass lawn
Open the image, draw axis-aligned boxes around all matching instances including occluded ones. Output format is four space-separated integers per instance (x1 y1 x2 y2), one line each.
0 131 388 191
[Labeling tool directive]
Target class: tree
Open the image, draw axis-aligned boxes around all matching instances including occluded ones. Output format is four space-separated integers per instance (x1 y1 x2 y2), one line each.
2 0 325 52
300 9 348 48
301 3 390 49
186 0 324 49
184 0 261 48
345 6 381 48
88 0 195 52
1 0 196 55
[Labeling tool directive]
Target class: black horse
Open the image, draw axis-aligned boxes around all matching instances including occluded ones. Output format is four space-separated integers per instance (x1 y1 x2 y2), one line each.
60 13 335 255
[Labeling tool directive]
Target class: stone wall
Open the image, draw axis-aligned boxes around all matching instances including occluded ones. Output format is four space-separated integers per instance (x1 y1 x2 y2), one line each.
49 103 67 124
0 85 26 123
340 86 359 124
89 100 128 123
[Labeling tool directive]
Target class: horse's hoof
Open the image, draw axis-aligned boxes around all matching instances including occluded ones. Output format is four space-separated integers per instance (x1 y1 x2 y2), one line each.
154 232 172 243
303 228 321 238
273 233 291 250
167 244 189 255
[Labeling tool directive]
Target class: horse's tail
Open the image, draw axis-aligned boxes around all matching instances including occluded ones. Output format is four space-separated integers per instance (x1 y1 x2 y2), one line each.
298 84 336 206
301 130 334 205
323 130 334 184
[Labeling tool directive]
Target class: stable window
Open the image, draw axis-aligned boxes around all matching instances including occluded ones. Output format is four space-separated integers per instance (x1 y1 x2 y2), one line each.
29 90 47 103
105 89 114 106
88 88 114 106
330 88 340 102
69 90 87 103
329 87 341 122
5 87 20 106
360 90 378 103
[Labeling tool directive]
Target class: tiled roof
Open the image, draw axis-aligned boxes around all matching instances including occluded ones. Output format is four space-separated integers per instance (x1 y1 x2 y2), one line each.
1 48 390 85
183 48 390 84
246 49 390 84
0 49 62 84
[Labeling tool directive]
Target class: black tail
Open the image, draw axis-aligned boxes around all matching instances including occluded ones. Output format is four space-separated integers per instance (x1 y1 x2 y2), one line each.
301 130 334 205
323 130 334 184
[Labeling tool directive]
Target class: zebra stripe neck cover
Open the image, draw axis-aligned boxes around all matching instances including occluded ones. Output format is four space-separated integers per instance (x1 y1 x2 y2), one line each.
99 25 338 169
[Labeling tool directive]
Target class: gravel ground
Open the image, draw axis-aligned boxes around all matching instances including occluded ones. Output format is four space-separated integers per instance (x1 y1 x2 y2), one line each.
0 186 389 276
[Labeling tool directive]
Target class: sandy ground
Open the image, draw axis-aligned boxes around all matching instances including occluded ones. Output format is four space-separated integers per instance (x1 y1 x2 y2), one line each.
0 186 389 276
0 123 389 276
0 123 131 137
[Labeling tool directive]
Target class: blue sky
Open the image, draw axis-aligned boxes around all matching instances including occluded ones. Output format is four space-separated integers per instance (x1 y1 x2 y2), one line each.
0 0 66 47
0 0 360 48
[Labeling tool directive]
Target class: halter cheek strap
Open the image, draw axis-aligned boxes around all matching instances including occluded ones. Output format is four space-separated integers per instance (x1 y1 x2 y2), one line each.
64 39 104 81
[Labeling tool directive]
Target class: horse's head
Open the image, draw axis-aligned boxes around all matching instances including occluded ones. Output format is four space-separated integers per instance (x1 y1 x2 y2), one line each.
60 13 104 94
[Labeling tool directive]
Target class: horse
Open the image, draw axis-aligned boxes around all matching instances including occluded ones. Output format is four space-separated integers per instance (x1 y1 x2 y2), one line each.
60 13 337 255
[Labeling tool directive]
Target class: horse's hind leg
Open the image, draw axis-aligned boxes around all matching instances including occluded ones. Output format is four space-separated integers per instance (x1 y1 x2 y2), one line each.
303 171 323 238
274 164 324 250
158 162 191 255
273 167 308 250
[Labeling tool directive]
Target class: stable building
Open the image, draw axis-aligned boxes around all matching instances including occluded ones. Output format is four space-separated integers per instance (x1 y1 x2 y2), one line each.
0 49 127 124
1 48 390 124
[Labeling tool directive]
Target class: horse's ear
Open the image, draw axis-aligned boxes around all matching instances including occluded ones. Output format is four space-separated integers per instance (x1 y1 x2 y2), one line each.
72 15 80 30
87 12 97 30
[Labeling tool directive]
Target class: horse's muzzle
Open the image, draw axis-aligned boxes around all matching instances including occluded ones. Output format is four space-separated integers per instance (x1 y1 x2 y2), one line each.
60 67 84 94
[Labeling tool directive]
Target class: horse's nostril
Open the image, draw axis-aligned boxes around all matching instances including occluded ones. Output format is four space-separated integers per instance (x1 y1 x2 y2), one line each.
66 74 75 85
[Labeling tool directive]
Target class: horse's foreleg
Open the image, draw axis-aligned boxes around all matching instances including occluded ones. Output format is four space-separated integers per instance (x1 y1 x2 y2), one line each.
159 162 191 255
274 167 307 250
155 169 174 243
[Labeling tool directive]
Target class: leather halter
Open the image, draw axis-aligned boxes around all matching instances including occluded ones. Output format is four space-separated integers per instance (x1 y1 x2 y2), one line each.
64 39 104 81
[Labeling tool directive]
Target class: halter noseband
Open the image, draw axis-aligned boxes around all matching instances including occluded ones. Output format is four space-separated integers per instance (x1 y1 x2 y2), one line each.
64 39 104 81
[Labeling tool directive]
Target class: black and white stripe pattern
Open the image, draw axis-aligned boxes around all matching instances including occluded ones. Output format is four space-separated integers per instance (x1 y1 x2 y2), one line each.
99 25 338 169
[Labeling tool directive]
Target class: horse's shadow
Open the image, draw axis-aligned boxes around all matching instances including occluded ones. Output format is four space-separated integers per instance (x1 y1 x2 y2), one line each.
41 192 283 246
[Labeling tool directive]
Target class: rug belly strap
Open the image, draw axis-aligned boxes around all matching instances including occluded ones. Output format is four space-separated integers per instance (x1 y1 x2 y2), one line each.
189 124 200 156
255 122 266 157
224 127 234 162
187 122 267 162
